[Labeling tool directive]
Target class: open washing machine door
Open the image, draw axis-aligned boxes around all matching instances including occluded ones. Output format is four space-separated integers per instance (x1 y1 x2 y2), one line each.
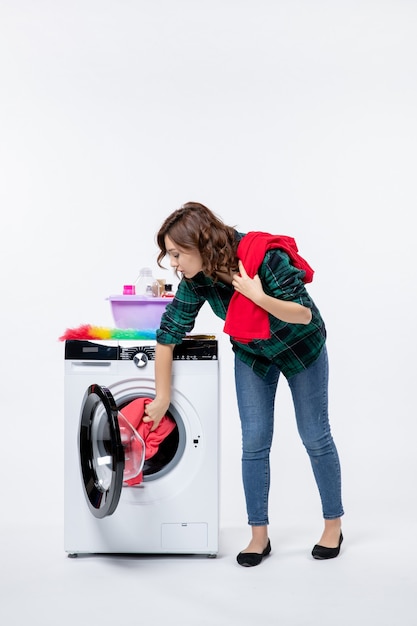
79 384 145 519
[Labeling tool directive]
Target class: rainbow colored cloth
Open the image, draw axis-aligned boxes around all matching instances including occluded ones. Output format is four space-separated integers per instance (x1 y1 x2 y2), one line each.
59 324 156 341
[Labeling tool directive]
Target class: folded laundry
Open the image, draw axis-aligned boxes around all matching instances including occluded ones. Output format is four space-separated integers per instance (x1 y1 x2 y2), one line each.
118 397 176 486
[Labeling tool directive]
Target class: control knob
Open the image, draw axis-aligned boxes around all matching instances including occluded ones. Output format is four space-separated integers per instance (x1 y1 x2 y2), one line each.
133 352 148 368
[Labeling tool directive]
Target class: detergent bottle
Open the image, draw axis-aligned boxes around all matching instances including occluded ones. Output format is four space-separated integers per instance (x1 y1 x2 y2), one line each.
135 267 154 296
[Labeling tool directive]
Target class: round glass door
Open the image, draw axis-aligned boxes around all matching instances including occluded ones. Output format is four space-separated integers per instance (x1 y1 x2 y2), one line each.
79 384 125 518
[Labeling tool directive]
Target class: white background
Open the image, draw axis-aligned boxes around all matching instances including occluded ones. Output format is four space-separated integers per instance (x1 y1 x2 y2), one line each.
1 0 416 544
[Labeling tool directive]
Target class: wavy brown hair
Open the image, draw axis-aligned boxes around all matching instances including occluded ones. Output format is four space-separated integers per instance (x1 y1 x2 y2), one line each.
156 202 239 279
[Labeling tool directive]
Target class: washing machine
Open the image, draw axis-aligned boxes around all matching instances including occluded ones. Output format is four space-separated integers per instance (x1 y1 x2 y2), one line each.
64 337 219 557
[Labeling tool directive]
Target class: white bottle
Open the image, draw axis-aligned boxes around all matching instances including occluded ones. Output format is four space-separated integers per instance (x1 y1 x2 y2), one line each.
135 267 154 296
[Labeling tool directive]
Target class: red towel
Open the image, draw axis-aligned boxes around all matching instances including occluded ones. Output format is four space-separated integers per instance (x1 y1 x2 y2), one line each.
223 232 314 343
118 397 176 486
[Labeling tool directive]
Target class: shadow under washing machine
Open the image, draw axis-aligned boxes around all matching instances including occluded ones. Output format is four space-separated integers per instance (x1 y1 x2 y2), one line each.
64 337 219 557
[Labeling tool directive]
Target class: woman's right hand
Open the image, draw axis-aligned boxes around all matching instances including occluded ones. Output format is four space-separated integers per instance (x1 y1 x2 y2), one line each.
142 396 170 432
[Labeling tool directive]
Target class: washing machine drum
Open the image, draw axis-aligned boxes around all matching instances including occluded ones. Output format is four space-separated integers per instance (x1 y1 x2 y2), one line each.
79 384 145 518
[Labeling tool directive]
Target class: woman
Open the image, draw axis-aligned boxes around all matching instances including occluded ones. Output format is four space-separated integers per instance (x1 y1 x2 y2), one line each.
143 202 344 567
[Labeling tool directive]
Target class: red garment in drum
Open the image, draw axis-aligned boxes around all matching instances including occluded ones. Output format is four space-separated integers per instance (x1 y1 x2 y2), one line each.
119 397 176 486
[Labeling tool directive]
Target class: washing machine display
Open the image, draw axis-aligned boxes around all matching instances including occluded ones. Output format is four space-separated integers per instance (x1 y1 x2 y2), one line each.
64 338 219 557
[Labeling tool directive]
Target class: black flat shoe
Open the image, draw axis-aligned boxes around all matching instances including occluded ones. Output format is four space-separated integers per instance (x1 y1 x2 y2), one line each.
312 532 343 560
236 539 271 567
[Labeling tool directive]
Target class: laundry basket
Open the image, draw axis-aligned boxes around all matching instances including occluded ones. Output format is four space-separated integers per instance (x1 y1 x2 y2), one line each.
108 296 169 329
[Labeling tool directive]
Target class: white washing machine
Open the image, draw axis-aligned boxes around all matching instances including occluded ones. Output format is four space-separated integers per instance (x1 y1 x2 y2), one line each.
64 337 219 557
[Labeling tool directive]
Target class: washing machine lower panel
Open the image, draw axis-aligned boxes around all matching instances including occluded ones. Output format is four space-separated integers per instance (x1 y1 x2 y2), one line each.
64 471 219 555
64 342 219 556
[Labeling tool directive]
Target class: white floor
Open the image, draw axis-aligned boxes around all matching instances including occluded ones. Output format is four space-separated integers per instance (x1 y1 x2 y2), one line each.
1 515 416 626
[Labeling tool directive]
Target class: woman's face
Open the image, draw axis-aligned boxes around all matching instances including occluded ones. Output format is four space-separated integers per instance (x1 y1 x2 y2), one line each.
164 234 204 279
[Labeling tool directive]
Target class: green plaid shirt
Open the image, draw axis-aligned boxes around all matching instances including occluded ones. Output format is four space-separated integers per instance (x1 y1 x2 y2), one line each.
156 235 326 379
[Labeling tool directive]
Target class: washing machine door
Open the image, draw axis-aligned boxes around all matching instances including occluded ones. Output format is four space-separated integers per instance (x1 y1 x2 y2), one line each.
79 384 125 519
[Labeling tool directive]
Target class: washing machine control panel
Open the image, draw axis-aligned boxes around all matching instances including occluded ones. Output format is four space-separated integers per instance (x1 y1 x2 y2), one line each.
119 339 218 362
172 339 218 360
120 346 155 362
65 338 218 362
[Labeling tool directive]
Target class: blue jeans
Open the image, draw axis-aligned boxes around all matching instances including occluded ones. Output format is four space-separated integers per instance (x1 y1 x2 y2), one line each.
234 345 344 525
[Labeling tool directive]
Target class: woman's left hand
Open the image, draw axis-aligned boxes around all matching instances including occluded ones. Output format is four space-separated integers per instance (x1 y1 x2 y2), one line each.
232 260 265 304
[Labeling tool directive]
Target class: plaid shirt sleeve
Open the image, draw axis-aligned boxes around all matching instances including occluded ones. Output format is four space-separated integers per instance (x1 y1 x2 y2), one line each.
259 248 315 306
156 278 206 344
